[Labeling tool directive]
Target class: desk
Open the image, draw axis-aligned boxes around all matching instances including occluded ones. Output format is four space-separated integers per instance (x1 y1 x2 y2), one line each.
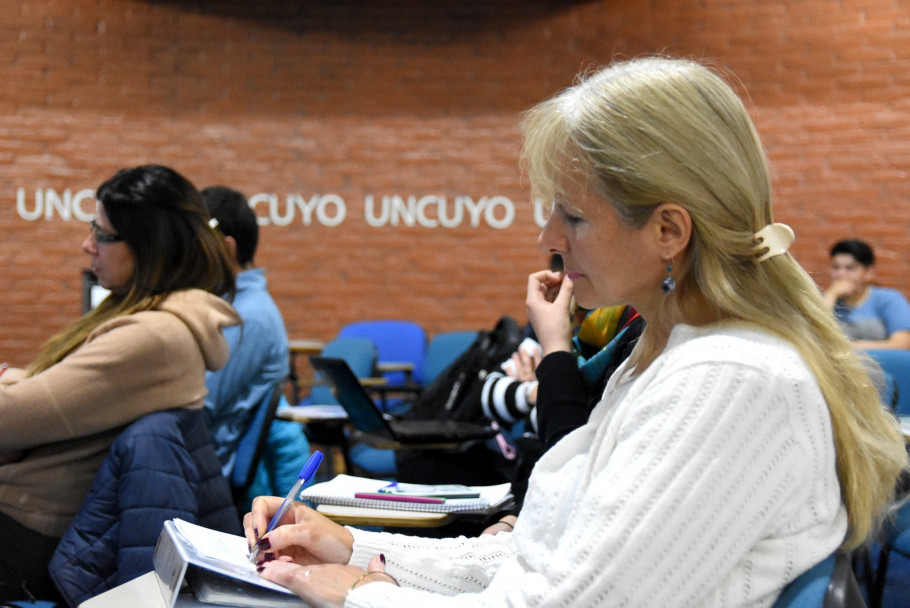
289 338 326 353
317 504 454 528
288 339 325 403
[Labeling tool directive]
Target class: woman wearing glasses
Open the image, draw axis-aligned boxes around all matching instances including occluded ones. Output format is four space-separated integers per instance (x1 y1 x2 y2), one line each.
0 164 239 602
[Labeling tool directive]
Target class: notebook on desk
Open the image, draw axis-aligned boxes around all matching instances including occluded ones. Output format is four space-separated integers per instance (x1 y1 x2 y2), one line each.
308 355 497 444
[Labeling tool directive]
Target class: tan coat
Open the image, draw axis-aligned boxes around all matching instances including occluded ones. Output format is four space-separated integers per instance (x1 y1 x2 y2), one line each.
0 289 240 537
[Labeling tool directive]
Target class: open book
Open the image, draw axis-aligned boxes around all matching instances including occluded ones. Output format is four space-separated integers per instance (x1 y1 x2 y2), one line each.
153 519 307 608
299 474 513 515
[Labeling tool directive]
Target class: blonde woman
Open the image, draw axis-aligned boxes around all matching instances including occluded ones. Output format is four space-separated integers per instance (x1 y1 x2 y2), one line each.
244 58 907 607
0 164 239 602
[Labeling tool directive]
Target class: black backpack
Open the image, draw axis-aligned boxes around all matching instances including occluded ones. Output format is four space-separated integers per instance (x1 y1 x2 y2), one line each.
404 316 523 423
395 315 530 512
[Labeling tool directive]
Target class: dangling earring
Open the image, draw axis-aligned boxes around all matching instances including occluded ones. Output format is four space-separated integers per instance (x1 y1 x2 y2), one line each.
661 259 676 294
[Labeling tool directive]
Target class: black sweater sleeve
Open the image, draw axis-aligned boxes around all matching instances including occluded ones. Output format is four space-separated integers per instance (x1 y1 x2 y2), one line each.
535 350 591 450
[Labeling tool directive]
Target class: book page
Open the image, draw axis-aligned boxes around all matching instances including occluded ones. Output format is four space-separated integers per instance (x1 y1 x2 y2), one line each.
172 519 295 595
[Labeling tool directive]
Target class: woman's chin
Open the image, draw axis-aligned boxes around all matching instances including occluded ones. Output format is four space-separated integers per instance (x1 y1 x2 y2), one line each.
96 281 125 295
572 291 600 310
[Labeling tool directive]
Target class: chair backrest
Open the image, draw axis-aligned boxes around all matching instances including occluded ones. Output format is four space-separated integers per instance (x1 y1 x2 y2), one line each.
772 552 866 608
423 330 480 384
49 408 238 606
229 379 285 505
772 554 833 608
306 337 377 405
866 498 910 608
338 319 427 385
864 349 910 416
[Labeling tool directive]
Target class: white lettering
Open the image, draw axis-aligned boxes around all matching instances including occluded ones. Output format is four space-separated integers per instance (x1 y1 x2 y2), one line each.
364 194 388 227
12 188 522 230
16 188 41 221
44 189 70 221
17 188 96 222
72 189 96 221
249 193 275 226
289 194 317 226
316 194 346 227
460 195 485 227
391 196 416 227
438 195 462 228
270 194 295 227
416 195 440 228
484 196 514 229
533 199 550 228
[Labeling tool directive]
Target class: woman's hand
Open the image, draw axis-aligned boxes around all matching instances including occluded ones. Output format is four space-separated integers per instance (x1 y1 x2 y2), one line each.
244 496 354 566
481 514 517 535
507 348 542 383
259 554 393 608
526 270 574 356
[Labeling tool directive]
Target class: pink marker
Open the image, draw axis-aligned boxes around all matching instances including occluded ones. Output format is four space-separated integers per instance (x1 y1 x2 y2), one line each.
354 492 445 504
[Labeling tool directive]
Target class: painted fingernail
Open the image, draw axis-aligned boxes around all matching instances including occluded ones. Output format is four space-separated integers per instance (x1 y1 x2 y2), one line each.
380 553 386 565
254 527 260 539
264 552 275 561
256 565 265 573
256 560 266 567
260 537 271 550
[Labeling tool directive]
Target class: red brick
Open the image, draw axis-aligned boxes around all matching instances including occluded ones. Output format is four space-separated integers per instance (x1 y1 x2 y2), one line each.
3 0 910 365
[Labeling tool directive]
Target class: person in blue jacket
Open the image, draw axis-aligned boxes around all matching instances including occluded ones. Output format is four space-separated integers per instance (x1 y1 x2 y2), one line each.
823 238 910 349
202 186 311 507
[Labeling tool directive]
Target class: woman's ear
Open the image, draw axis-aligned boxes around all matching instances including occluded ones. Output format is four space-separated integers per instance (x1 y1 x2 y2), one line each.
652 202 692 259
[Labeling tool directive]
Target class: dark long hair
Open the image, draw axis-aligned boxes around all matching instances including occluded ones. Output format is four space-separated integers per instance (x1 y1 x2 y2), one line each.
28 164 236 375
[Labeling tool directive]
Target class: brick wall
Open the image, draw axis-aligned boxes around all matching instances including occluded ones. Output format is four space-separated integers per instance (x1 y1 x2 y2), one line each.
2 0 910 366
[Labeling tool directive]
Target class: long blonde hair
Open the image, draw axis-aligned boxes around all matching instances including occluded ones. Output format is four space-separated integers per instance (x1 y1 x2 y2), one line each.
28 165 235 376
522 56 907 549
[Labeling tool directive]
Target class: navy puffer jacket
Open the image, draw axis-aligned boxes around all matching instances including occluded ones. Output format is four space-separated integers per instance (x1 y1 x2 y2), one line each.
49 408 241 606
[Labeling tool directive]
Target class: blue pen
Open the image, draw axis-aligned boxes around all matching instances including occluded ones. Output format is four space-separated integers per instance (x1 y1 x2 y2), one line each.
249 449 324 563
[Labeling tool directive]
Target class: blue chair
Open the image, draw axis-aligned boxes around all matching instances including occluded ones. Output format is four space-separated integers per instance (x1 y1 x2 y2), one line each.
868 500 910 608
423 330 479 384
229 380 285 514
864 349 910 416
304 337 377 405
772 552 865 607
338 320 427 386
297 337 395 476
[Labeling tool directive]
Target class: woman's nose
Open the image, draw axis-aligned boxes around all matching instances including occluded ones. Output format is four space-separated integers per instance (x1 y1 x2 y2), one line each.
537 213 567 254
82 234 96 255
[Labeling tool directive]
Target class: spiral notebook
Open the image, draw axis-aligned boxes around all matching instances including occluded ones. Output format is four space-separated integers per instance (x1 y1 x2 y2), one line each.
299 474 513 515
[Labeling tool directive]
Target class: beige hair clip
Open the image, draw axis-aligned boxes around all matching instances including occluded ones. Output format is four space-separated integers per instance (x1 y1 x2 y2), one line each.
754 223 795 262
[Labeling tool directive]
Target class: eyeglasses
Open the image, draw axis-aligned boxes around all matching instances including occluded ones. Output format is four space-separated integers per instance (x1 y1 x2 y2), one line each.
89 220 124 244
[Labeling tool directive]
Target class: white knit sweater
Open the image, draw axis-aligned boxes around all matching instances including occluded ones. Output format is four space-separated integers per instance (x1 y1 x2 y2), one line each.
345 324 847 607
